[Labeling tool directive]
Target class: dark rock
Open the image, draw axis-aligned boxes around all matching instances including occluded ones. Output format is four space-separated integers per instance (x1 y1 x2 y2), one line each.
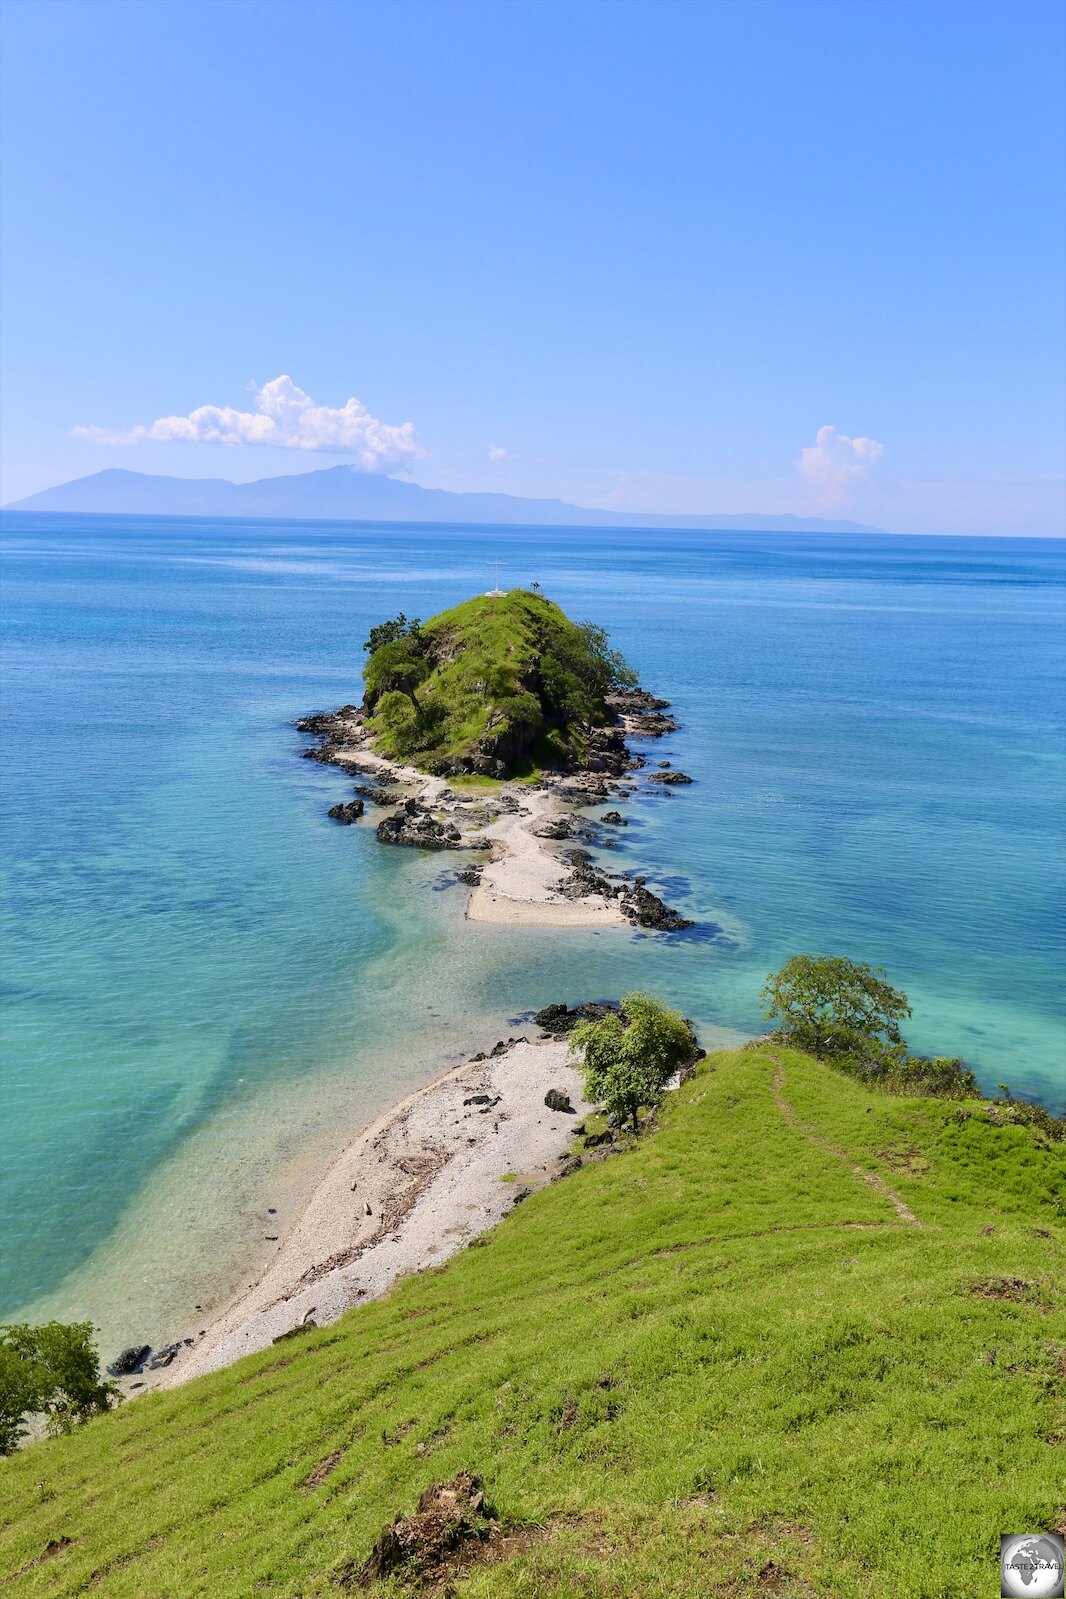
637 712 680 736
464 1093 493 1106
583 1129 614 1148
296 706 366 765
599 810 627 825
107 1345 151 1377
558 857 623 901
658 760 671 769
147 1342 184 1371
531 816 573 840
555 1157 584 1178
489 1036 527 1056
620 882 693 931
377 799 466 850
327 799 365 824
534 1001 620 1035
353 784 404 807
607 687 671 713
455 863 483 886
561 847 593 867
544 1088 574 1112
647 770 693 785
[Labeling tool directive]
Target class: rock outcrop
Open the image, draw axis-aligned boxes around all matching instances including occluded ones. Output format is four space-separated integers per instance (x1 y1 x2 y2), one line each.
327 800 365 824
620 880 693 931
534 1000 621 1035
376 798 465 850
648 770 693 785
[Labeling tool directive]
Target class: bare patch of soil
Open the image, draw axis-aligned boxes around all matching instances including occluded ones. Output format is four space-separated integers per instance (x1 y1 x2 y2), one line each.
339 1472 503 1592
302 1450 343 1490
970 1276 1044 1305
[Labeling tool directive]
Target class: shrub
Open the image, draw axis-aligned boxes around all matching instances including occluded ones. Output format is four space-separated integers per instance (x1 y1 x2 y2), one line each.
570 992 694 1132
0 1322 117 1454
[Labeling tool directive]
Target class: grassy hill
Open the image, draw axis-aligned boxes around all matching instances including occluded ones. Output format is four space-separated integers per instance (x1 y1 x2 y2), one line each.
362 590 632 774
1 1046 1063 1597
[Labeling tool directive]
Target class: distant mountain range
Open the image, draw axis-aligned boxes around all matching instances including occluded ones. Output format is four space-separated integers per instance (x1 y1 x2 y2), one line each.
6 466 884 534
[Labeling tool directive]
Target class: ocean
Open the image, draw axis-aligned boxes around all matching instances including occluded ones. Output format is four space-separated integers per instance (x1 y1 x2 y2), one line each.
1 512 1064 1352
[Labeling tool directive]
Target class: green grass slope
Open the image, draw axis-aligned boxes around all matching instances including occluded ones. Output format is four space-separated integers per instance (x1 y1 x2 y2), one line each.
2 1048 1063 1597
362 590 625 773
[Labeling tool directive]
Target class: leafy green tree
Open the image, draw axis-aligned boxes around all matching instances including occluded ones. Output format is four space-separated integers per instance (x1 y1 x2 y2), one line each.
570 992 694 1132
0 1322 118 1454
760 955 911 1064
576 621 639 693
363 637 432 710
362 613 423 656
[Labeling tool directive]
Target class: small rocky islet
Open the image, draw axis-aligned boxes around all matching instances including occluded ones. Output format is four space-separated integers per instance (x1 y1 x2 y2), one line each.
294 589 695 932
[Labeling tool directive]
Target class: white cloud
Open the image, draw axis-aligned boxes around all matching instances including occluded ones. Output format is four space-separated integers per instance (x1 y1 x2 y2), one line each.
488 444 508 461
798 424 883 498
72 375 422 473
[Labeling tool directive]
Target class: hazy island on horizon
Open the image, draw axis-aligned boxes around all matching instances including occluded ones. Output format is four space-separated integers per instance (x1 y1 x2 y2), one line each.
5 464 886 534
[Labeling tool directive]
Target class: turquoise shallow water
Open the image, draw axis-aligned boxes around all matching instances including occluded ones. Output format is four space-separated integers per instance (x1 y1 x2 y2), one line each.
1 513 1064 1349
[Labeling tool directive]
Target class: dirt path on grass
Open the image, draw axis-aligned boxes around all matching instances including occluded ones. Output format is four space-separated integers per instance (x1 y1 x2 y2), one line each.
766 1051 921 1227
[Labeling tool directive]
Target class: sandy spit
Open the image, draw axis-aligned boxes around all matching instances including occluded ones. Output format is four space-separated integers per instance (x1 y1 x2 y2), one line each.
466 788 626 928
145 731 627 1389
327 732 628 930
153 1039 587 1388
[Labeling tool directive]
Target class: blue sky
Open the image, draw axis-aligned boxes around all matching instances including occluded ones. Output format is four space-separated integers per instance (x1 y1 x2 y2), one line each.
1 0 1063 533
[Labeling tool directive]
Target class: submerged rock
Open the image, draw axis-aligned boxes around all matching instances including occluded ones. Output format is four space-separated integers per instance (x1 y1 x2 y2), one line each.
353 784 404 807
647 770 693 785
599 810 627 825
619 881 693 931
327 800 365 824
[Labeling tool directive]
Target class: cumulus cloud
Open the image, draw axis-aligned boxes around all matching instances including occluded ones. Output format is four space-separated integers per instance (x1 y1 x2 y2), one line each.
72 375 422 472
798 424 883 497
488 444 508 461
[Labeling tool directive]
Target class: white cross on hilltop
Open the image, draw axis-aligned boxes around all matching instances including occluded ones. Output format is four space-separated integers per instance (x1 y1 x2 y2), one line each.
485 556 507 596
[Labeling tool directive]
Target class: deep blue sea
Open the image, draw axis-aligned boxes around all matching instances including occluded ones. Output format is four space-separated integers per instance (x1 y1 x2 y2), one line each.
2 513 1064 1349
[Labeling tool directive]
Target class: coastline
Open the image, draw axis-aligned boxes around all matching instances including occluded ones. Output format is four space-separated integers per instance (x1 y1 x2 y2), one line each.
150 1036 588 1389
303 692 691 933
133 687 691 1388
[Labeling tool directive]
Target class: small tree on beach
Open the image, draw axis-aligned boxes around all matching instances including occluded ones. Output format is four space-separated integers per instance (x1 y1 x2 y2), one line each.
570 992 694 1132
0 1321 117 1455
760 955 911 1065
